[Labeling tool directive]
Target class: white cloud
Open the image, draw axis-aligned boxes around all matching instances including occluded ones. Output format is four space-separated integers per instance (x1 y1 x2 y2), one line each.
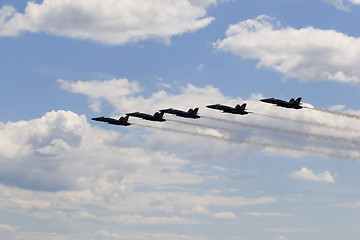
198 64 205 71
0 109 280 239
100 215 205 224
0 0 215 45
59 78 142 112
214 15 360 85
337 201 360 208
263 228 319 233
272 236 289 240
213 211 236 219
0 110 203 191
323 0 360 10
0 223 20 232
246 212 293 217
0 228 208 240
288 167 336 182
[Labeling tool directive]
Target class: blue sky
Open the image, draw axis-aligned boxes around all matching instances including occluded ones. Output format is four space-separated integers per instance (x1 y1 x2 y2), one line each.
1 0 360 239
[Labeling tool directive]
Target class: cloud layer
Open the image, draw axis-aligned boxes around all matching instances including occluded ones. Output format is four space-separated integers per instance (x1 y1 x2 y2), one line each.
0 0 215 44
2 78 359 239
0 109 275 239
214 15 360 85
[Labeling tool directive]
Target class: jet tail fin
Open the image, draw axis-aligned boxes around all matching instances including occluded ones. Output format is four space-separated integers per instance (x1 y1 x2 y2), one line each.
154 112 164 118
188 107 199 114
235 103 247 111
295 97 302 104
289 98 295 103
119 115 129 122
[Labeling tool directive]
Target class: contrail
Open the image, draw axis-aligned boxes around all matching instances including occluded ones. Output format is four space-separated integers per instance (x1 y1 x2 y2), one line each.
254 112 360 135
201 116 360 147
304 106 360 120
168 119 237 133
133 123 359 160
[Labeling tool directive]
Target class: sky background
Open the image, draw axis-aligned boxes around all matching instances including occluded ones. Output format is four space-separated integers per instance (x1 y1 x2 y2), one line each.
1 0 360 239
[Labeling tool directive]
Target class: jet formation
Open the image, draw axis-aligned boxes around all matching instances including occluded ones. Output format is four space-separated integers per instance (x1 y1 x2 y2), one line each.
92 97 302 126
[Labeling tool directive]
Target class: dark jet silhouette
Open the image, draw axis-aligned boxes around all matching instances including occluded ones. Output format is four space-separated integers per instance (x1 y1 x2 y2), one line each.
91 116 131 126
160 107 200 119
206 103 250 115
126 111 166 122
260 97 302 109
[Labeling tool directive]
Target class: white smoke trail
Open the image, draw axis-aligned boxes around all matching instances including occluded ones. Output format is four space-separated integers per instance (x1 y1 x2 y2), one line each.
201 116 360 147
133 123 360 160
304 106 360 120
254 112 360 135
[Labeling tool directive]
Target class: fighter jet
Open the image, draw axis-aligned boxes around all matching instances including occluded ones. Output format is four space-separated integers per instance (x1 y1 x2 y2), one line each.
160 107 200 119
91 116 131 126
206 103 250 115
260 97 302 109
126 111 166 122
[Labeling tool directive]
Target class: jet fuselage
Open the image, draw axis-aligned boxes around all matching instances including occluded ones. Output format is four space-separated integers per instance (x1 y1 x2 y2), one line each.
206 104 249 115
126 112 166 122
160 108 200 119
260 97 302 109
91 116 131 126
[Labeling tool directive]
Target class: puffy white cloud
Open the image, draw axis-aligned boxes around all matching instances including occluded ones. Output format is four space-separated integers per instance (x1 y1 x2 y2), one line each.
214 15 360 85
0 110 203 192
0 109 278 240
59 78 142 112
0 0 215 45
288 167 336 182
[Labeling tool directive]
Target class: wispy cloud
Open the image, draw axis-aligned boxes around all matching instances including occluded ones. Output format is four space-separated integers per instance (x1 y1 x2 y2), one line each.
246 212 293 217
263 228 319 233
288 167 336 182
323 0 360 11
